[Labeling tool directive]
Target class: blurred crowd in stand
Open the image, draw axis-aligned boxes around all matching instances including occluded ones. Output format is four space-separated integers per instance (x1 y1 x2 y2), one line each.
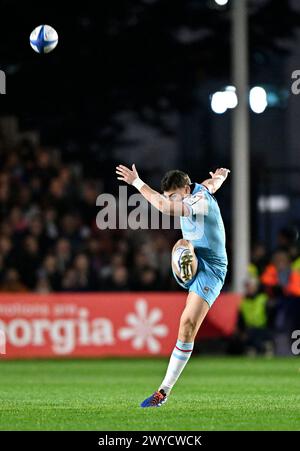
0 136 179 294
231 230 300 356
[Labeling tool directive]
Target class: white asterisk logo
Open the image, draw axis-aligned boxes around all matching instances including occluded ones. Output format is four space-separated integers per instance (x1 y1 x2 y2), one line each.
118 299 168 353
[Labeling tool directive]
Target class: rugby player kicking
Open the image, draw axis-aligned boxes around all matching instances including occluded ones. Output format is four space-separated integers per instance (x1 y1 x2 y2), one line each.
116 164 230 407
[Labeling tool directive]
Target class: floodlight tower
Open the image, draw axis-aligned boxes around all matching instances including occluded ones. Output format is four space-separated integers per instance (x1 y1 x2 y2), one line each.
232 0 250 291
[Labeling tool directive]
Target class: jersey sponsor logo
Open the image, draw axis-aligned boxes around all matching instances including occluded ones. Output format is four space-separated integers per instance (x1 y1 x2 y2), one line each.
184 192 204 205
183 193 208 216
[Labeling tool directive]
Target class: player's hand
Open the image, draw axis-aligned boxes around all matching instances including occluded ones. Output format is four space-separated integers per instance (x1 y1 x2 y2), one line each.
209 168 230 180
116 164 139 185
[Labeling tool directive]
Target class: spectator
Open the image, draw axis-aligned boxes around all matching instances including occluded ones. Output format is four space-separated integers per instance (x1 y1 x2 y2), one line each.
33 150 57 190
105 265 131 291
9 207 28 234
44 208 59 240
38 255 61 291
86 237 105 275
236 277 272 355
56 238 72 273
46 178 68 215
72 253 98 291
248 242 269 278
28 215 50 250
291 245 300 272
133 266 162 291
17 235 41 289
61 268 78 291
261 251 300 298
0 269 28 292
261 250 300 353
35 275 52 294
80 181 99 227
0 236 14 267
60 213 83 248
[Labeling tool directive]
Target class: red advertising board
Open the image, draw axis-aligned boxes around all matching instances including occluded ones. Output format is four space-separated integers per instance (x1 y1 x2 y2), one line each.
0 292 241 359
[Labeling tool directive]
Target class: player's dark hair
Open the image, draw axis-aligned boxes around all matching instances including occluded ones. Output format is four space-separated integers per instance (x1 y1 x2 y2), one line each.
161 170 191 192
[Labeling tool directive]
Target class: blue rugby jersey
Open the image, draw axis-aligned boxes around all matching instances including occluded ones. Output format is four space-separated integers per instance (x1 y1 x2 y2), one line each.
180 183 227 269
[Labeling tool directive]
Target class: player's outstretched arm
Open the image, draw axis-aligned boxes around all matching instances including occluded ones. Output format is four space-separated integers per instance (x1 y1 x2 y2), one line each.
116 164 190 217
201 168 230 194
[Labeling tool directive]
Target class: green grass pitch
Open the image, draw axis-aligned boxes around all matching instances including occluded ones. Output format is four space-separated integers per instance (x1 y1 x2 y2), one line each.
0 357 299 430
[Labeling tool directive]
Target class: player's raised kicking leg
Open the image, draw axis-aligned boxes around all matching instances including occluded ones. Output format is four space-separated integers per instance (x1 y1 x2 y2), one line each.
140 239 210 407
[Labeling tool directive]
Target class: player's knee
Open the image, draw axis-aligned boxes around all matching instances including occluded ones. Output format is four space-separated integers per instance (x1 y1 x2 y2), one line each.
173 239 192 252
179 316 197 341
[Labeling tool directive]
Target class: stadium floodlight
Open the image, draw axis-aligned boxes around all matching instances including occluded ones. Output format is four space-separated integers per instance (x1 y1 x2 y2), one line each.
211 92 228 114
211 86 238 114
214 0 229 5
258 195 290 213
224 86 238 109
249 86 268 113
